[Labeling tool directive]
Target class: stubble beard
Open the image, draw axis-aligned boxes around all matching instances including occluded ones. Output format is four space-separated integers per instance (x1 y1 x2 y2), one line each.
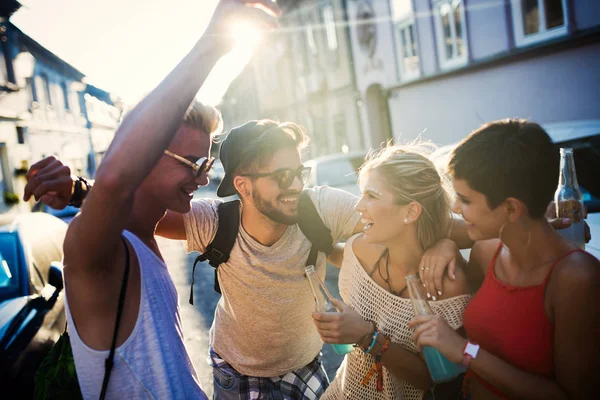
252 190 298 225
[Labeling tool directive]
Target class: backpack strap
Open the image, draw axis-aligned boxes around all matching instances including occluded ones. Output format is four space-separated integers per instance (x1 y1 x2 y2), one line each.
297 191 333 267
99 236 131 400
189 200 241 303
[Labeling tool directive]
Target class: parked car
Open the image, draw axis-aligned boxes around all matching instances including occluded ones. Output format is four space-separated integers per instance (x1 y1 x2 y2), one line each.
0 213 67 397
304 151 367 196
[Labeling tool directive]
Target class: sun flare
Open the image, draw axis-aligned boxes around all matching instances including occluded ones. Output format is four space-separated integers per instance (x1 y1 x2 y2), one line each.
197 22 263 106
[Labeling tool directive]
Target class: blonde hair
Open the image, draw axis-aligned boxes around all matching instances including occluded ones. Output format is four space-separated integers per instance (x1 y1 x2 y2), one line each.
359 142 451 250
183 101 223 137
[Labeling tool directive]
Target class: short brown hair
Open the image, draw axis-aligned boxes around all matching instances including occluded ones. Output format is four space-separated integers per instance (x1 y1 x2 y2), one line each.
235 120 310 175
448 119 559 219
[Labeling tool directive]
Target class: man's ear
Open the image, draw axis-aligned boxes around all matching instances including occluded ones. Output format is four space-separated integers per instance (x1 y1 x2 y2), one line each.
234 176 251 199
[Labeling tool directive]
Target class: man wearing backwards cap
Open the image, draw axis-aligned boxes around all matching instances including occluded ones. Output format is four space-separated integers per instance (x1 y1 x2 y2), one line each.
176 118 362 399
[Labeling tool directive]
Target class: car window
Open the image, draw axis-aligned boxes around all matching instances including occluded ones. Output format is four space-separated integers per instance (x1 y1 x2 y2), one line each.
317 157 363 187
0 233 20 300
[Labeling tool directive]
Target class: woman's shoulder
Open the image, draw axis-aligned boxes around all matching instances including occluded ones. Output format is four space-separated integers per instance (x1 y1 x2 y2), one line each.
549 249 600 292
469 239 502 271
350 234 386 271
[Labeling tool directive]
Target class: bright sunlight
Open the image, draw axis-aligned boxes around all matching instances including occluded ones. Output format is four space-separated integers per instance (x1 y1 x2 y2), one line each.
197 23 263 106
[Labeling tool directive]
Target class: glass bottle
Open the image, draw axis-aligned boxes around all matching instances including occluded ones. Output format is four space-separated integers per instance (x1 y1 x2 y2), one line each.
406 274 462 383
305 265 354 355
555 148 585 249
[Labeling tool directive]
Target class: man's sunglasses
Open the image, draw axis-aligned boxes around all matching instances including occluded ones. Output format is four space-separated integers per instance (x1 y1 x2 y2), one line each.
241 166 311 189
163 150 215 178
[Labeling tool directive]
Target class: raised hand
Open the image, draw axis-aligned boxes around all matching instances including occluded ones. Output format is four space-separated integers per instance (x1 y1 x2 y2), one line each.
23 156 74 210
203 0 281 52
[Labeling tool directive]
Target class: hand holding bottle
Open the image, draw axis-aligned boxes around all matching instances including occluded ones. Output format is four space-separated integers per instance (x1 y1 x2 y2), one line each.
546 201 591 243
312 298 373 346
408 315 466 364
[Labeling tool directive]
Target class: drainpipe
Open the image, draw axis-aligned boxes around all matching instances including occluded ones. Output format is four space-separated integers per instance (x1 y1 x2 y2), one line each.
342 0 365 150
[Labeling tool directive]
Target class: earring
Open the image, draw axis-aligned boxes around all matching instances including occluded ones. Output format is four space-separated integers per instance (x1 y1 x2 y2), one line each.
498 223 507 243
404 217 408 224
524 230 532 249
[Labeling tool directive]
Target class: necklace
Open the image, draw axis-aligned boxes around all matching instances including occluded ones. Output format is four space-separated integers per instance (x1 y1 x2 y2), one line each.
375 250 406 297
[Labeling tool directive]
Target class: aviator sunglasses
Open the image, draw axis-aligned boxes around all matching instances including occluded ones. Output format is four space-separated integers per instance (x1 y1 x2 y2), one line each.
241 166 312 189
163 150 215 178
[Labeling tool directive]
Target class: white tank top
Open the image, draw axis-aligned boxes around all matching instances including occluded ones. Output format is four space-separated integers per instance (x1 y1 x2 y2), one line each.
65 231 207 399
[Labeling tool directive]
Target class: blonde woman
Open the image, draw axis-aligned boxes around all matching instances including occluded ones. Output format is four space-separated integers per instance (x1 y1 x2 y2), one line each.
313 144 470 400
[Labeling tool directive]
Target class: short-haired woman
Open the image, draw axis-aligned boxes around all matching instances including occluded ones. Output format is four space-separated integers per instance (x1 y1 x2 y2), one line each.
409 119 600 399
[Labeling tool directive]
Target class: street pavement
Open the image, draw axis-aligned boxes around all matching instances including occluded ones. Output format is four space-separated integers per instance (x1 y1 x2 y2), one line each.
158 185 344 397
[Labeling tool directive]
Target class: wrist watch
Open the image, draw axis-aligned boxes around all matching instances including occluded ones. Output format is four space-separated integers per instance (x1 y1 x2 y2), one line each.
462 340 480 367
69 176 89 208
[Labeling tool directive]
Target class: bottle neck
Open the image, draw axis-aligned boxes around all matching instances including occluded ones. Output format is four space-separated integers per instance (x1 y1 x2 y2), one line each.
305 268 331 312
559 150 579 189
406 275 433 316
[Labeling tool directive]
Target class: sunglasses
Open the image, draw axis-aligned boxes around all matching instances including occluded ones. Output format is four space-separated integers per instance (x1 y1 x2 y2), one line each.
241 166 312 189
163 150 215 178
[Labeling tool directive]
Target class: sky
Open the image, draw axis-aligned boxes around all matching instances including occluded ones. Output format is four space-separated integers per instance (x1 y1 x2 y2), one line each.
12 0 257 105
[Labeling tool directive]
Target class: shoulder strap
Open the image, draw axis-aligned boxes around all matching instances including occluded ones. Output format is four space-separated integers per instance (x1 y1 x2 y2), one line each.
189 200 241 302
297 191 333 267
99 236 131 400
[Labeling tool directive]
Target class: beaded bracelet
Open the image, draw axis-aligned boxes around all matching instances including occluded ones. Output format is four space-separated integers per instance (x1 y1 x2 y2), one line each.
364 330 379 354
355 321 376 350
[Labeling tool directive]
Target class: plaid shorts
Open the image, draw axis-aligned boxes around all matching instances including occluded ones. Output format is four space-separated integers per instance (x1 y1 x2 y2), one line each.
209 348 329 400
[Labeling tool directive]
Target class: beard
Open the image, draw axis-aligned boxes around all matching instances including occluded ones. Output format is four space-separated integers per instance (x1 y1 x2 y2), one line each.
252 189 298 225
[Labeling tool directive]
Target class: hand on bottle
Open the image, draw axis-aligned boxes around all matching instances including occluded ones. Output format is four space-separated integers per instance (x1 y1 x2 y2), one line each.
203 0 281 54
408 315 465 364
23 156 74 210
420 238 460 301
546 201 591 243
312 298 372 344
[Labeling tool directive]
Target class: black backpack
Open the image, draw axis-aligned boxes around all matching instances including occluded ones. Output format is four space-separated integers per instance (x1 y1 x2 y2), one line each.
189 191 333 304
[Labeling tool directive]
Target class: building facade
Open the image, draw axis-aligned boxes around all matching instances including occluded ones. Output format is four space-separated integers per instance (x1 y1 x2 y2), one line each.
0 4 120 214
221 0 364 158
346 0 600 147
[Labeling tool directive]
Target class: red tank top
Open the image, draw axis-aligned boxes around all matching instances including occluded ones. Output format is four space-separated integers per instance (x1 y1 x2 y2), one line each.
463 243 583 398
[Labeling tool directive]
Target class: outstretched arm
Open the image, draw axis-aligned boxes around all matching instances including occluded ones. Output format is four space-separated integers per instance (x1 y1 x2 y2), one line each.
64 1 281 273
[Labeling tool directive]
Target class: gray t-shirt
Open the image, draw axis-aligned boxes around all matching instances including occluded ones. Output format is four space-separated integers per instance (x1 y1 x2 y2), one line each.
183 186 360 377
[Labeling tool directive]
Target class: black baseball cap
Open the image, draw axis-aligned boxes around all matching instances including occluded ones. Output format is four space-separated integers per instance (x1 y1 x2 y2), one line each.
216 120 278 197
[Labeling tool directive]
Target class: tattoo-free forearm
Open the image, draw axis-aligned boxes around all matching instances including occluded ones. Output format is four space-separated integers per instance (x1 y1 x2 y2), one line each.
327 243 345 268
380 344 433 391
470 349 566 400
